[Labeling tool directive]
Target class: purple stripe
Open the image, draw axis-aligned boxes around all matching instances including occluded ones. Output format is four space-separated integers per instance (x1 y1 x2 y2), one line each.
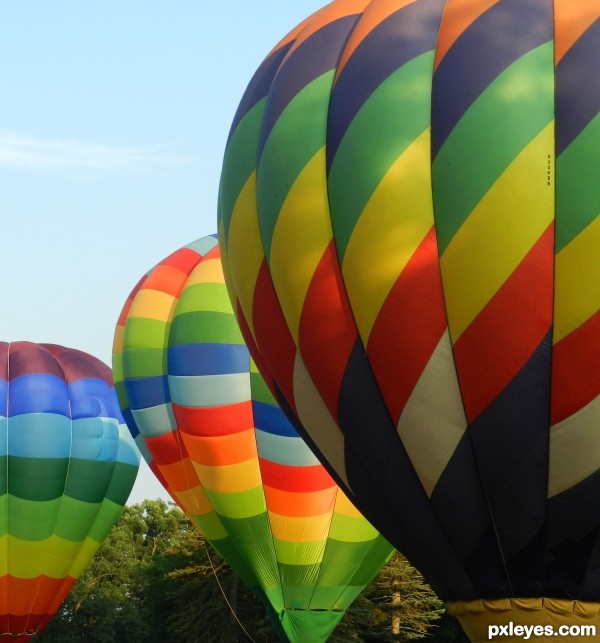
227 42 293 145
327 0 444 170
432 0 553 158
257 15 361 158
556 19 600 156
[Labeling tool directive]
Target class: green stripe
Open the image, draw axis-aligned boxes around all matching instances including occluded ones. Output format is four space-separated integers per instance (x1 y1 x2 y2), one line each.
433 43 554 253
277 562 319 588
88 498 125 543
206 486 266 519
250 371 276 405
257 71 335 262
169 311 243 345
317 538 383 586
218 99 266 243
105 462 139 505
122 346 166 379
328 52 434 261
8 456 68 501
556 112 600 252
175 282 233 316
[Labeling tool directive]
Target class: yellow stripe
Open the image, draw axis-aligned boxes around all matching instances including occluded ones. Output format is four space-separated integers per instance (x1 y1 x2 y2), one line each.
342 129 434 342
333 489 363 518
193 458 262 493
185 257 225 286
269 513 332 542
174 484 214 516
554 215 600 343
441 123 555 341
0 534 99 579
224 173 264 342
113 325 124 355
128 289 176 323
270 147 333 344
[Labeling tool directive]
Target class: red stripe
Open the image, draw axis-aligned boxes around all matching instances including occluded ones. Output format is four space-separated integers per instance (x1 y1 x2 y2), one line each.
453 225 554 422
252 260 298 410
146 431 189 466
162 247 204 273
172 401 254 437
298 240 358 421
367 228 447 424
259 458 334 493
552 309 600 425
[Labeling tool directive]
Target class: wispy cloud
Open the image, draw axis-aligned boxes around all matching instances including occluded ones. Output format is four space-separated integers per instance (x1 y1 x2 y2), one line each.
0 132 188 172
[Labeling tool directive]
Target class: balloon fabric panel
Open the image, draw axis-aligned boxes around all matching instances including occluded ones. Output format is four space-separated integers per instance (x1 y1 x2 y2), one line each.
114 235 395 643
218 0 600 617
0 342 139 641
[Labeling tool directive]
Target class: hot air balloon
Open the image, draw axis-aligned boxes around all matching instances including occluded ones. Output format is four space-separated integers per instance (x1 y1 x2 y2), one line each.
217 0 600 640
112 234 395 643
0 341 139 641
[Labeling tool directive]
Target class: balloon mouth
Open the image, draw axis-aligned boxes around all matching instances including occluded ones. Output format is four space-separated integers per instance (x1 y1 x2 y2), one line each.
447 598 600 642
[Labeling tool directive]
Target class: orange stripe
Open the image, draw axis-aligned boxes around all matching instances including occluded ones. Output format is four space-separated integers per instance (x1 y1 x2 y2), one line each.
264 485 337 518
434 0 501 69
158 457 199 492
336 0 418 79
283 0 371 66
0 576 72 616
141 264 192 297
181 429 258 467
554 0 599 64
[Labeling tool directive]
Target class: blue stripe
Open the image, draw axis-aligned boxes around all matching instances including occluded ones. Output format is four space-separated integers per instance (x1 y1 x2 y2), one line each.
8 413 72 458
71 416 119 462
432 0 553 158
228 42 293 146
0 379 6 415
184 235 219 256
117 424 141 466
168 373 249 407
125 375 170 410
9 373 70 417
328 0 444 169
252 400 298 438
556 19 600 155
68 378 122 420
258 15 361 159
255 429 320 467
168 343 250 376
0 417 6 455
121 407 139 439
131 403 176 438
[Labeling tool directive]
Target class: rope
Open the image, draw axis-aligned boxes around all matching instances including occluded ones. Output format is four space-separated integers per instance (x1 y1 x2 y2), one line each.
203 541 256 643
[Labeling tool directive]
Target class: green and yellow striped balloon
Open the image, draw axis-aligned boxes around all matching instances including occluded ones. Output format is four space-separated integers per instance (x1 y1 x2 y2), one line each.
218 1 600 640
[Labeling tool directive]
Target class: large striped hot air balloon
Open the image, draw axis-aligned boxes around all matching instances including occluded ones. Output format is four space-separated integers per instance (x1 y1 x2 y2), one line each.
218 1 600 640
112 235 395 643
0 342 139 641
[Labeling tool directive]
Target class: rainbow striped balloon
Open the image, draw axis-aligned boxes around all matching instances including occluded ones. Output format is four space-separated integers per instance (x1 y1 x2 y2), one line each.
218 0 600 640
0 342 139 641
112 235 394 643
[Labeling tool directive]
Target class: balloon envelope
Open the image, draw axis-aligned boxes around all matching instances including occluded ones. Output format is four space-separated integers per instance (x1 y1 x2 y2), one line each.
218 0 600 639
0 341 139 641
112 234 394 643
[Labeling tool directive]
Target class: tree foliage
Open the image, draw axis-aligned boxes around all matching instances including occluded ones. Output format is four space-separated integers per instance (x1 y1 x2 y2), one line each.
36 500 466 642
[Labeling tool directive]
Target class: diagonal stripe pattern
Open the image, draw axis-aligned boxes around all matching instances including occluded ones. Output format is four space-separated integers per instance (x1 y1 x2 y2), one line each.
218 0 600 613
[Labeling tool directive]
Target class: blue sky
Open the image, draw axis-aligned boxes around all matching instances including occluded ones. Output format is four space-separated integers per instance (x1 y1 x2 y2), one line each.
0 1 325 504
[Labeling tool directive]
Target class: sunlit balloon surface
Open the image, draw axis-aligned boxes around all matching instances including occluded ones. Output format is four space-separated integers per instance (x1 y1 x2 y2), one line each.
218 0 600 640
113 235 394 643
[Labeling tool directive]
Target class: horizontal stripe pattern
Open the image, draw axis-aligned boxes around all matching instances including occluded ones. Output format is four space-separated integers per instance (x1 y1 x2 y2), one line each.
114 235 393 643
0 342 139 638
218 0 600 608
